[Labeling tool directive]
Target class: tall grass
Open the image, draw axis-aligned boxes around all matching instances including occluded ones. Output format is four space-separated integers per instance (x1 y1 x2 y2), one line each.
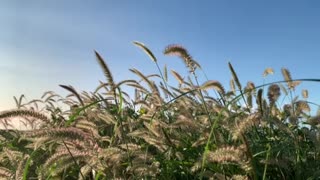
0 42 320 179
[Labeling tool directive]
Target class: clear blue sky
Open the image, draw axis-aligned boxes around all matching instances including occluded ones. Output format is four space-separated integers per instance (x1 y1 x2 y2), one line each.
1 0 320 111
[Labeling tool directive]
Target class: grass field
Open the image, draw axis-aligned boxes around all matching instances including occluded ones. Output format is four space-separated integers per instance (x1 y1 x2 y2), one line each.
0 42 320 179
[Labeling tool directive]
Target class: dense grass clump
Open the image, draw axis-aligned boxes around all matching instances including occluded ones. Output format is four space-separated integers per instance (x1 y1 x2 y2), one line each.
1 42 320 179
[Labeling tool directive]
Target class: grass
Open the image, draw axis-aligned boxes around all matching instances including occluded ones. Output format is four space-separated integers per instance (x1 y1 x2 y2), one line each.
0 42 320 179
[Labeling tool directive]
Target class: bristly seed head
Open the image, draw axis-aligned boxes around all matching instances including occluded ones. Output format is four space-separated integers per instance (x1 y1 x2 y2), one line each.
267 84 281 104
164 44 197 73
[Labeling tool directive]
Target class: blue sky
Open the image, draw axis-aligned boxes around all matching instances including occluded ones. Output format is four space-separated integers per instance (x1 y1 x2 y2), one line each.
1 1 320 111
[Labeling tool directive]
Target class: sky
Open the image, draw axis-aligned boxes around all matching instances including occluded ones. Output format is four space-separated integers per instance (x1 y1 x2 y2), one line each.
1 1 320 113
